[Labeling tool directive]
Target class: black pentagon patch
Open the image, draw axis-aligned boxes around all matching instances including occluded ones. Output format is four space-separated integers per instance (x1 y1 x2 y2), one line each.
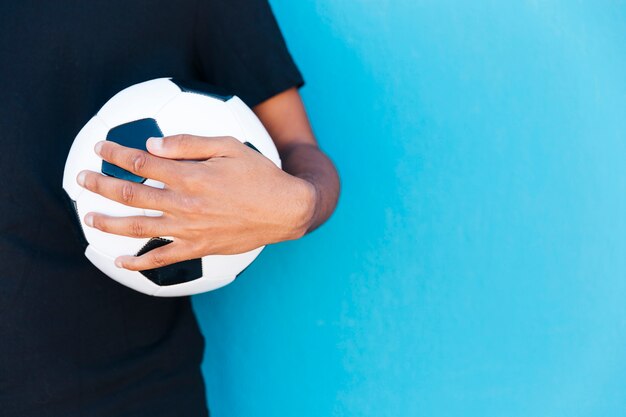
170 78 233 102
137 238 203 286
62 191 88 249
243 141 260 153
102 118 163 183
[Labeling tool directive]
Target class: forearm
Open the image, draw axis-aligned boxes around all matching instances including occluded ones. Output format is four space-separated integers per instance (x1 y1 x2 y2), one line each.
280 142 340 233
253 87 339 234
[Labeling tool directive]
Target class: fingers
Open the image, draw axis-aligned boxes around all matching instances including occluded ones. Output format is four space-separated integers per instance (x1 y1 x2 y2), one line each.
78 170 172 210
84 213 173 239
146 134 241 160
115 241 188 271
96 140 186 183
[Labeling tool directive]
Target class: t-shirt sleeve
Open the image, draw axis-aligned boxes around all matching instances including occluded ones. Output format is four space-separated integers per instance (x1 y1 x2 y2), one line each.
194 0 304 107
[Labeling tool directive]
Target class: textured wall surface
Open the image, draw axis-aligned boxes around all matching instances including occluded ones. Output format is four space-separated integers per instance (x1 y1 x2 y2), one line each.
193 1 626 416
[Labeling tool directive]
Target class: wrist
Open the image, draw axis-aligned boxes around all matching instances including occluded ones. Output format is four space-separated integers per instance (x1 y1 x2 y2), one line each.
286 177 318 240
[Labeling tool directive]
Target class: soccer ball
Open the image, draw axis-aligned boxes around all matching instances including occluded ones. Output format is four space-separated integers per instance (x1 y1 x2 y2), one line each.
63 78 281 297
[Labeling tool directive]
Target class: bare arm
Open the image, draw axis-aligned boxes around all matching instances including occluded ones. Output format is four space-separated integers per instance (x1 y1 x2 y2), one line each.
254 88 340 232
78 88 340 270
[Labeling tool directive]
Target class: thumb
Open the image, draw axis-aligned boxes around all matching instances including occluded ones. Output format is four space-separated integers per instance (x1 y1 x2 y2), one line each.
146 135 237 160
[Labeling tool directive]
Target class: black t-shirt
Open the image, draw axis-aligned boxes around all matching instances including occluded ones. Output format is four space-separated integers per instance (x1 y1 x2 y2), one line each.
0 1 302 416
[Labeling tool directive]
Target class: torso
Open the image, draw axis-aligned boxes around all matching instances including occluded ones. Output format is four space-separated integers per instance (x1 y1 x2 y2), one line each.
0 2 209 415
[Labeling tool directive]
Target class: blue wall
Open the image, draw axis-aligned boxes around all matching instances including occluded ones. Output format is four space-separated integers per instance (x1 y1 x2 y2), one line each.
193 2 626 416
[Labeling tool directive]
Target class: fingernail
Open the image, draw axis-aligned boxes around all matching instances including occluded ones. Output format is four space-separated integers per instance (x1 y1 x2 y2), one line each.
94 141 104 156
147 137 163 151
84 213 94 227
77 171 87 187
114 258 124 268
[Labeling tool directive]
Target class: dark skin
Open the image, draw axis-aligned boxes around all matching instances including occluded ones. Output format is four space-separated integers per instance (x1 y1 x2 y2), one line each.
76 88 340 271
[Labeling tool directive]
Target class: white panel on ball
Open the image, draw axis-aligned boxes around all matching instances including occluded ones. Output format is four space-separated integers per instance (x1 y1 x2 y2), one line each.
97 78 181 128
62 116 109 200
203 248 263 277
155 93 246 139
226 96 282 167
86 245 160 295
155 275 237 297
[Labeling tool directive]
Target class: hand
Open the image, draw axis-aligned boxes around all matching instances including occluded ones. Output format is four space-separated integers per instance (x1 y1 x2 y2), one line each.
77 135 317 271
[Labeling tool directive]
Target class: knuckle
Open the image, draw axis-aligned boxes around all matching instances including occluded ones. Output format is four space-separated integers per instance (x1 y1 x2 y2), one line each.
179 195 202 214
183 169 204 187
178 133 192 143
150 252 169 268
129 220 144 238
224 136 239 146
177 134 196 153
120 183 135 204
130 153 148 173
170 134 190 148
